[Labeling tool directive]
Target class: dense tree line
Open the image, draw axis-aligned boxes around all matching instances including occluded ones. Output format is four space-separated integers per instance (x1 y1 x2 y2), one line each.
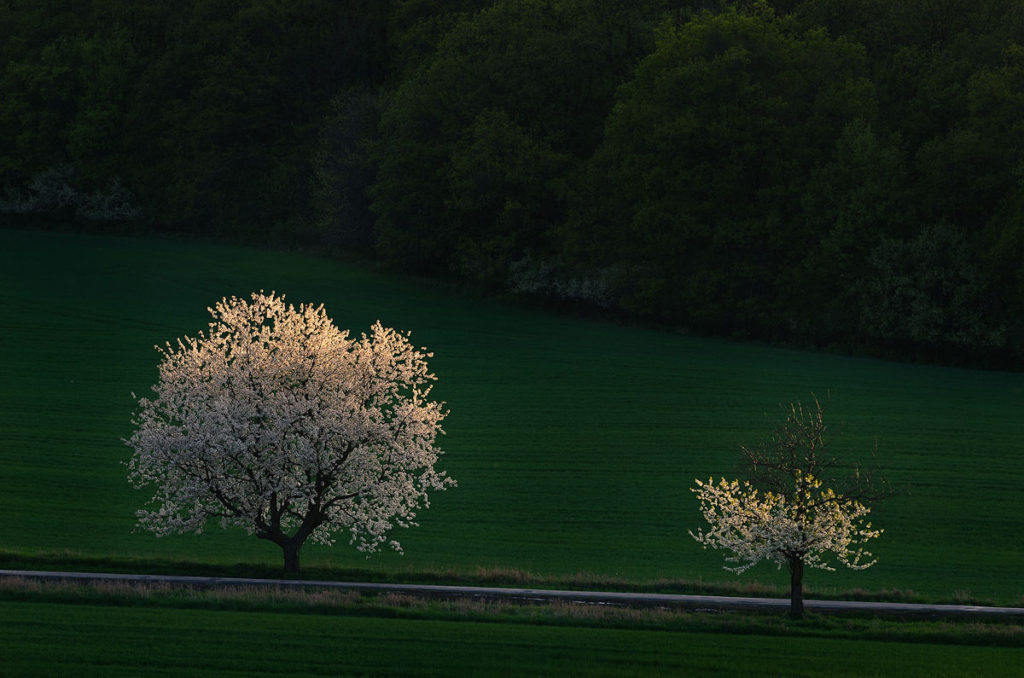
2 0 391 236
3 0 1023 366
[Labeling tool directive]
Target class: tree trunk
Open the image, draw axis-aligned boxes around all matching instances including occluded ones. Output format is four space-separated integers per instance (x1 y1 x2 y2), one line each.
788 557 805 619
281 540 301 573
257 509 322 574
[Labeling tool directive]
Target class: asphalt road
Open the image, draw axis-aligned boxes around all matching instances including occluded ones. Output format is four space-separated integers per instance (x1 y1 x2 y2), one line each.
3 569 1023 617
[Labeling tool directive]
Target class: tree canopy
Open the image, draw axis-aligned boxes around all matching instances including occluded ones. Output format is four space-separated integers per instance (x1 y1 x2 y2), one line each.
126 292 454 572
691 398 886 618
566 7 876 331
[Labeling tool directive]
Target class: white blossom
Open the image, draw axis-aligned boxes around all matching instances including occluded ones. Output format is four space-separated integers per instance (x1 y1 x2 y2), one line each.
689 472 882 575
125 291 455 569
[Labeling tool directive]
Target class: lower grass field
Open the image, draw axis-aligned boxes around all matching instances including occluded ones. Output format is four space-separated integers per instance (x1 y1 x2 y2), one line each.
2 598 1021 677
1 228 1023 604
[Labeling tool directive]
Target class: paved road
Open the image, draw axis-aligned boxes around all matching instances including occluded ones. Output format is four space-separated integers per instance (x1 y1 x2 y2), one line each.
3 569 1023 617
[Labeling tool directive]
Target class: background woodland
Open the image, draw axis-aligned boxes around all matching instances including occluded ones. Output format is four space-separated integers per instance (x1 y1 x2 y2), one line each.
4 0 1024 366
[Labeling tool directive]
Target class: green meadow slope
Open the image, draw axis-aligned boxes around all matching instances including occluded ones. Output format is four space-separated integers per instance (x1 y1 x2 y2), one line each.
1 228 1022 602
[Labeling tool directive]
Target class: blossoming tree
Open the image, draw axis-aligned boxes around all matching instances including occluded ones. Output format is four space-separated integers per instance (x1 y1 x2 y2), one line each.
126 291 455 572
690 398 885 617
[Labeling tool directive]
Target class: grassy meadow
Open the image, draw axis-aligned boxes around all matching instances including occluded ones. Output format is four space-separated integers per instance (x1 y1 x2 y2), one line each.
1 227 1023 604
2 597 1023 677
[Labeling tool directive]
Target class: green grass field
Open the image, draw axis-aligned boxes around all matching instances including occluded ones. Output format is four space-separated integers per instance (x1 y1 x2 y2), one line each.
2 598 1022 677
1 228 1023 604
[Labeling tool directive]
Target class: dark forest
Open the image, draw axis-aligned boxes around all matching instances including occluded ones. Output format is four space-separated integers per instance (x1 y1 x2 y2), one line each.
4 0 1023 366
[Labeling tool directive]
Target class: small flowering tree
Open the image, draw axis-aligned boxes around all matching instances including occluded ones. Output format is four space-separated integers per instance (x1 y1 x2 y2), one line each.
690 398 885 618
126 291 455 572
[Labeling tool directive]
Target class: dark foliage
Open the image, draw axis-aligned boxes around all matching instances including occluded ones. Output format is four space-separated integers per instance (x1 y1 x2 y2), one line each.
4 0 1024 366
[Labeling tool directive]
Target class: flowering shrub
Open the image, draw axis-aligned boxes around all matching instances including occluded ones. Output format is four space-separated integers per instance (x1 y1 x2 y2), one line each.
0 165 140 221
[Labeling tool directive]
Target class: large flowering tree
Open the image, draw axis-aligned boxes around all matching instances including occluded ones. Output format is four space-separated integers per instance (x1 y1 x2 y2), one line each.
690 398 885 617
126 292 454 572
